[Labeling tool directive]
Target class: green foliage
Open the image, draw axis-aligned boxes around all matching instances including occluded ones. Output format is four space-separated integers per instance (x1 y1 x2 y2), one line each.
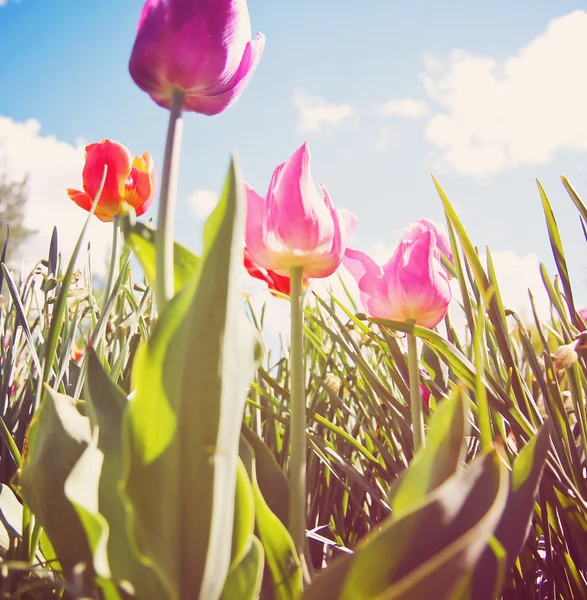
0 166 585 598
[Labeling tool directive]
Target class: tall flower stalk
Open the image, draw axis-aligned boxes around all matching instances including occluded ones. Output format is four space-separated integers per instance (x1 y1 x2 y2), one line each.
102 216 121 311
343 221 454 454
288 266 306 554
155 89 185 310
244 143 357 558
407 331 425 451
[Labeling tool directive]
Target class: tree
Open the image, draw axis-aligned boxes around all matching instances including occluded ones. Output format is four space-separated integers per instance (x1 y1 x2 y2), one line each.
0 173 35 262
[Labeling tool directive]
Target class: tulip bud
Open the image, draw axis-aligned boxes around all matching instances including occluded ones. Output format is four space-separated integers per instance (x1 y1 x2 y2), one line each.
129 0 265 115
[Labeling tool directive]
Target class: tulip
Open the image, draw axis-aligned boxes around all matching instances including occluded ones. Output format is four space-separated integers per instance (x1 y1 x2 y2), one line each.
129 0 265 116
244 248 302 297
245 143 357 279
578 308 587 331
67 140 155 223
400 219 454 276
343 229 451 329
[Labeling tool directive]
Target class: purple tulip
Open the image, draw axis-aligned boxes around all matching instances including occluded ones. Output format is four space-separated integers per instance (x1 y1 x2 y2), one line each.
129 0 265 115
343 229 452 328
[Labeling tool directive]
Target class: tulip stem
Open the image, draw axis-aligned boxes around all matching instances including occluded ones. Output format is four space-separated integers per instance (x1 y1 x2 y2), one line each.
289 265 307 560
407 332 425 453
102 216 121 312
155 88 185 312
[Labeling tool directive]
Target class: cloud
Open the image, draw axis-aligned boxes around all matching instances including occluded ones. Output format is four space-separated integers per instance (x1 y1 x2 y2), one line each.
292 88 356 135
375 126 392 152
0 116 116 277
421 10 587 175
187 189 219 220
0 0 20 6
377 98 431 119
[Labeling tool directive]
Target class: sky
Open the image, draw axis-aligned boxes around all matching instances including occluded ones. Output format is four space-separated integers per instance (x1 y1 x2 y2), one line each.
1 0 587 334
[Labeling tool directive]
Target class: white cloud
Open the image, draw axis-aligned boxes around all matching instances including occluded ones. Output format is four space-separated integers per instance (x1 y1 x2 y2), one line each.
187 189 218 220
377 98 431 119
375 126 392 152
292 88 356 135
421 10 587 175
0 116 121 277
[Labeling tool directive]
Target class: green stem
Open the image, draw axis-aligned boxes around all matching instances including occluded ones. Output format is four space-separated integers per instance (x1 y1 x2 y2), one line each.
289 266 306 558
407 332 425 453
102 216 120 312
155 89 185 312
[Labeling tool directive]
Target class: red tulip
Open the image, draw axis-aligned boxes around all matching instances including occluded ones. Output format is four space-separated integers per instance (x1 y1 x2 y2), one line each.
244 248 293 296
67 139 155 222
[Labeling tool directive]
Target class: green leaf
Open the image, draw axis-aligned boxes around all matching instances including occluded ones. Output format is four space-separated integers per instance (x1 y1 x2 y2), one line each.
303 450 509 600
472 424 550 599
537 180 577 325
123 219 200 294
231 458 256 571
240 436 303 600
123 157 259 599
20 388 94 578
85 349 166 599
241 426 289 526
64 431 110 579
389 391 468 516
221 536 264 600
0 484 25 557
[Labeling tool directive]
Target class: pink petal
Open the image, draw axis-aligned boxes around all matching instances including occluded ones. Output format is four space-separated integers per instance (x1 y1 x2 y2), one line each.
267 143 334 255
343 249 392 319
388 231 451 328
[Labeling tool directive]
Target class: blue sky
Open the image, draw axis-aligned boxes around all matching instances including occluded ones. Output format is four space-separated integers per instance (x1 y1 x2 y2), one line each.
1 0 587 325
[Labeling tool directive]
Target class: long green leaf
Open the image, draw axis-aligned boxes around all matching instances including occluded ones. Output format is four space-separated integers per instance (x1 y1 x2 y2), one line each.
471 424 550 599
389 391 468 515
85 349 166 599
123 157 259 599
20 388 94 578
303 451 509 600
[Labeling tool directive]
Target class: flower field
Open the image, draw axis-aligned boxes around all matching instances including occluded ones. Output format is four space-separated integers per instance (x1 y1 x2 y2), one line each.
1 1 587 599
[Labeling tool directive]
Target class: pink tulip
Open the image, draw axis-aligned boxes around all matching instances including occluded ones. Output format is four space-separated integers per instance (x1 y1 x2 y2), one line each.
245 143 357 278
578 308 587 331
129 0 265 115
343 229 451 328
400 219 454 277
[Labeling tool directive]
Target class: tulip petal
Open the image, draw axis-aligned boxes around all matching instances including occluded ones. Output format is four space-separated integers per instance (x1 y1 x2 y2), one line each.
401 218 454 277
244 248 292 296
67 188 93 212
126 154 156 216
343 249 392 319
267 143 334 256
244 183 273 266
183 33 266 115
389 231 451 328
